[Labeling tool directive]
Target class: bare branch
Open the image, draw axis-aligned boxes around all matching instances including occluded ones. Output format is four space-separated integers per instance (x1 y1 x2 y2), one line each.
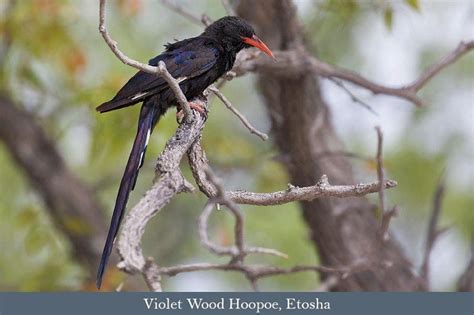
98 0 193 121
160 0 212 26
421 174 447 287
221 0 236 16
190 165 380 289
410 40 474 92
186 137 400 290
143 258 163 292
375 127 386 213
327 78 378 116
187 143 397 206
374 126 398 242
313 150 374 162
226 179 398 206
157 260 368 283
204 168 245 262
198 168 288 261
380 206 399 242
198 193 288 259
198 201 238 257
233 40 474 106
208 86 269 141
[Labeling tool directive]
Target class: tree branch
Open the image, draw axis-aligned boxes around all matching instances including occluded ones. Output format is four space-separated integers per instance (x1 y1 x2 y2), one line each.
167 166 373 289
327 77 378 116
409 40 474 92
420 174 447 287
199 168 288 261
188 140 397 206
208 86 269 141
373 127 399 242
232 40 474 106
160 0 212 26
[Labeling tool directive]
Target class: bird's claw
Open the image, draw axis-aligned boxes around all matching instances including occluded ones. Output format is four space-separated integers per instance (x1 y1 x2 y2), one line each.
189 101 207 115
176 101 208 123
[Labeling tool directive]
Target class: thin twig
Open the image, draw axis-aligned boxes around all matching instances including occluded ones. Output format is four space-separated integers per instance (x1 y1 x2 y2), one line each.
375 126 386 214
187 143 398 206
209 86 269 141
221 0 236 16
375 126 398 242
313 150 374 162
198 196 288 259
328 78 378 116
232 40 474 107
160 0 212 26
157 261 366 281
410 41 474 92
205 168 245 262
420 173 447 287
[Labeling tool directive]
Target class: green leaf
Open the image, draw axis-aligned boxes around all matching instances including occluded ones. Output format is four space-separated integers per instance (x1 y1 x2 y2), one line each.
384 8 394 30
405 0 420 11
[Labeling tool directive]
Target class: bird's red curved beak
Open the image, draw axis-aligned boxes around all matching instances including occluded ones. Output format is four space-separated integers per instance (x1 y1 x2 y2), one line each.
242 35 275 60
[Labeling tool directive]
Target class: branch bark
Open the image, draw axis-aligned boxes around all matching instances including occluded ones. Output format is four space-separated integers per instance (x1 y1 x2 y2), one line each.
231 42 474 107
187 139 396 205
421 175 448 288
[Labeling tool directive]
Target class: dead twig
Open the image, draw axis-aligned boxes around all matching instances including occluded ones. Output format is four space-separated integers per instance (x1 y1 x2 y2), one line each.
232 41 474 107
420 173 448 287
208 86 269 141
187 141 397 206
375 126 397 242
328 78 378 116
221 0 236 16
160 0 212 26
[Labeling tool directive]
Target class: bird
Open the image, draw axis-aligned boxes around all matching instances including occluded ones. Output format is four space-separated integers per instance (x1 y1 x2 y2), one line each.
95 16 274 289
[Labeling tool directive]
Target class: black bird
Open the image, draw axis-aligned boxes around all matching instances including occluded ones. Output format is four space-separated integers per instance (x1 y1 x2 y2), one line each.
96 16 274 289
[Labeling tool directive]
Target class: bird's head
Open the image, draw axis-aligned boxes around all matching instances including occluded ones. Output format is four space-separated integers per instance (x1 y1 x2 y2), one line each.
203 16 275 59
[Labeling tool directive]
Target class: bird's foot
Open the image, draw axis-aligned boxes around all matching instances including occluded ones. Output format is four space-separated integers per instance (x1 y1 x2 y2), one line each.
189 101 207 115
176 101 208 123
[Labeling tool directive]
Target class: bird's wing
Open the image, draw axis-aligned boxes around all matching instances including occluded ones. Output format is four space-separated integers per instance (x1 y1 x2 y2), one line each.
96 43 219 113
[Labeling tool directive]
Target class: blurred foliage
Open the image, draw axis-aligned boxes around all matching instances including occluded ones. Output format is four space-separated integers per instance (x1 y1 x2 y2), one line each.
0 0 472 291
307 0 420 62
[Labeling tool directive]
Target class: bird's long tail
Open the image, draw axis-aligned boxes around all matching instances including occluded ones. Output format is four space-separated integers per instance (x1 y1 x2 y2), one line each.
96 102 159 289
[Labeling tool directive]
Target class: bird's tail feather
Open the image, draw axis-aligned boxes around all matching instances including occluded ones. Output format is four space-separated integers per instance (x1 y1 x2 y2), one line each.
96 97 138 113
96 103 159 289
